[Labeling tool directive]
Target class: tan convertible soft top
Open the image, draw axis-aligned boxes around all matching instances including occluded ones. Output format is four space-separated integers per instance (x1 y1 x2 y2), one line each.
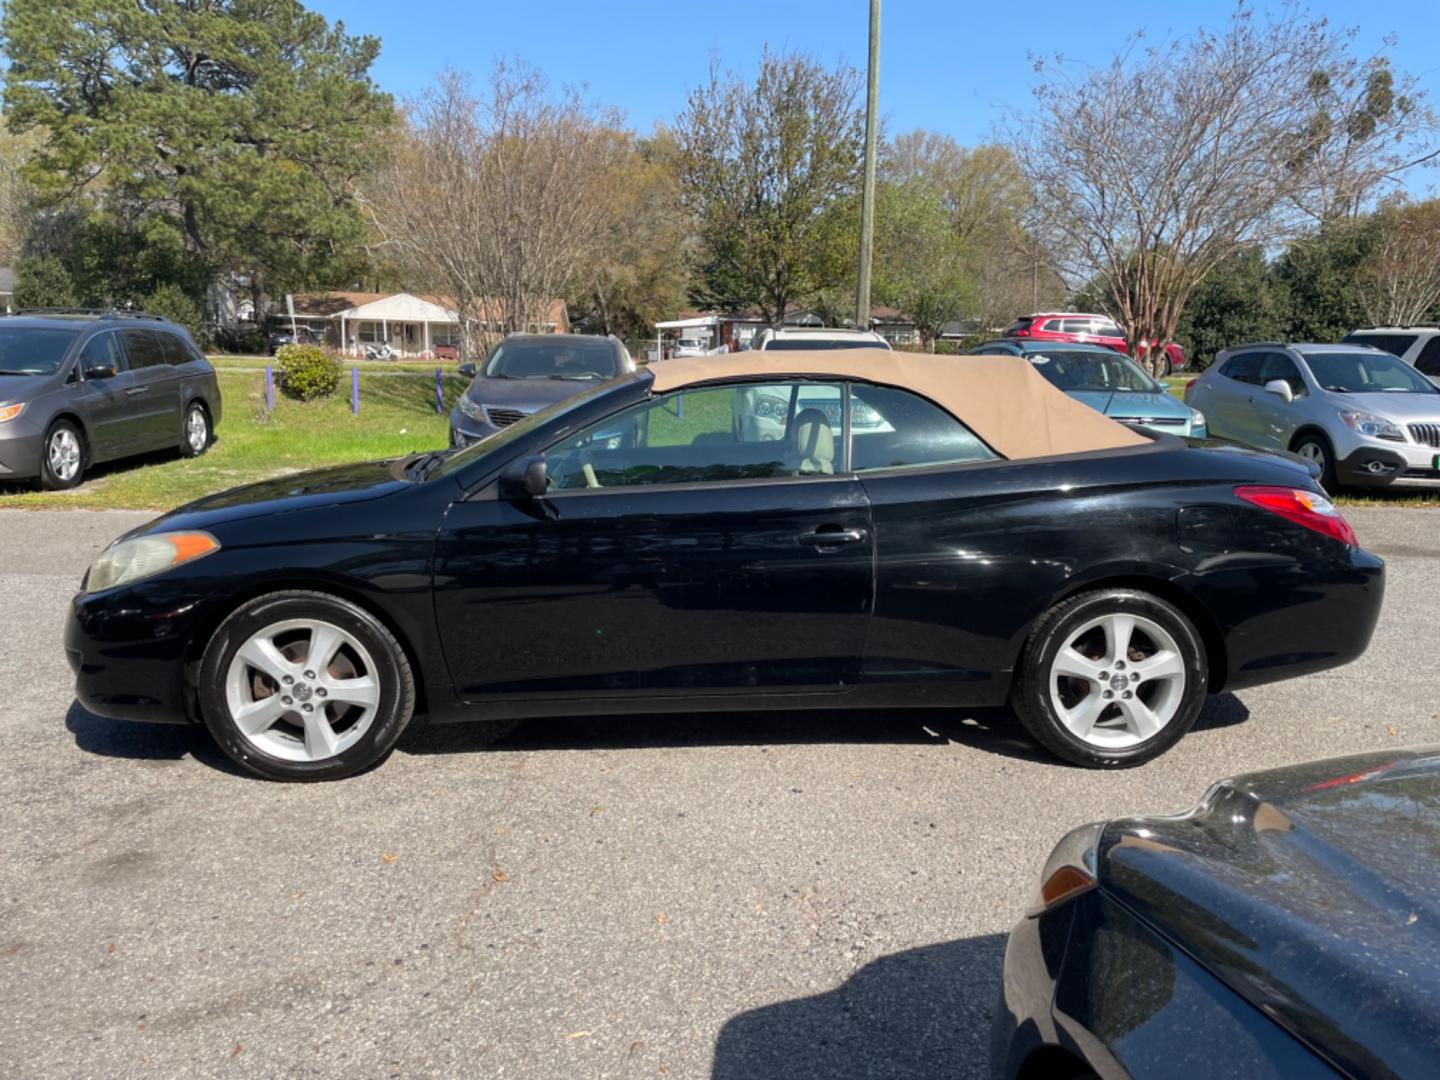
648 349 1149 460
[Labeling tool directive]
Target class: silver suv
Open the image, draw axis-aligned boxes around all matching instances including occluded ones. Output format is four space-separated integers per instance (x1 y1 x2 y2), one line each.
1185 342 1440 490
1342 327 1440 387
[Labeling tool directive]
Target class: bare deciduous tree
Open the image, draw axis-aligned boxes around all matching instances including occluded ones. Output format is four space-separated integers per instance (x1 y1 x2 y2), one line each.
1359 200 1440 326
676 50 864 325
1012 3 1436 373
365 65 616 357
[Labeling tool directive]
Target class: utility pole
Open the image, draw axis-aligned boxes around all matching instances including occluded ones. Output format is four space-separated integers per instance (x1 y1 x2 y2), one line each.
854 0 880 331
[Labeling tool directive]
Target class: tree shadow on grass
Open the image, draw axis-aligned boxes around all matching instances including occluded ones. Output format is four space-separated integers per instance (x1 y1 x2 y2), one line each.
711 932 1008 1080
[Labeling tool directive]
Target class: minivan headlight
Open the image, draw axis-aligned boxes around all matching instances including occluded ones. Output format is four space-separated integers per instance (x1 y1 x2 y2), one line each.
86 531 220 592
458 396 486 422
1340 411 1404 442
0 402 24 423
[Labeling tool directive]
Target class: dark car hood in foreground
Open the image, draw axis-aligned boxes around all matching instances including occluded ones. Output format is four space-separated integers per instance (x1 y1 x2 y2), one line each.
139 459 415 537
1099 746 1440 1078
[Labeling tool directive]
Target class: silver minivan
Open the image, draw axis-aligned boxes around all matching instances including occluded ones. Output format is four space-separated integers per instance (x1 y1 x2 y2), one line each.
0 312 223 490
1185 342 1440 490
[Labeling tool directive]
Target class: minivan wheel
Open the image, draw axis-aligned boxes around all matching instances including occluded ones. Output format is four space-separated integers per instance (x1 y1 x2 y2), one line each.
181 401 211 457
1291 432 1337 492
1010 589 1208 768
40 420 86 490
198 591 415 781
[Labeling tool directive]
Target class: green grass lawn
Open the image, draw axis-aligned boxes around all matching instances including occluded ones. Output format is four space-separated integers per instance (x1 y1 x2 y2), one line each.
0 369 467 511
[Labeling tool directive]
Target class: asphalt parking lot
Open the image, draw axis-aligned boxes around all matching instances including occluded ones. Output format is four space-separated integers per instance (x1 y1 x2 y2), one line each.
1 506 1435 1079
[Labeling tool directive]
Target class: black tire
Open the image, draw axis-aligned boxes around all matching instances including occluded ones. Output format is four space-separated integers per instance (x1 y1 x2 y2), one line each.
1010 589 1208 768
198 591 416 781
39 419 86 491
1291 431 1337 493
180 401 212 458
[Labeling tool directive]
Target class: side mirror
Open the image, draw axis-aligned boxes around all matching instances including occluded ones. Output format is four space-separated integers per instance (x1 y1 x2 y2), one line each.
1262 379 1294 404
499 454 548 500
457 363 477 379
85 364 117 380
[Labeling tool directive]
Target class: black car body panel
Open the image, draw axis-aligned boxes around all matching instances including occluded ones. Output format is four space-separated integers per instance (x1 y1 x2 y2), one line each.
66 369 1383 736
995 747 1440 1079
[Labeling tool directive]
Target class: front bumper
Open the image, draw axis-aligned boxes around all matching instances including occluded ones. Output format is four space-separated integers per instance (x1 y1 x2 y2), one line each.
65 586 197 724
0 421 47 481
1336 443 1440 488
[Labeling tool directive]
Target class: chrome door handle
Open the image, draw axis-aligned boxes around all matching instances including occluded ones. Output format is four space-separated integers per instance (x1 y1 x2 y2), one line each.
799 528 867 546
125 386 148 396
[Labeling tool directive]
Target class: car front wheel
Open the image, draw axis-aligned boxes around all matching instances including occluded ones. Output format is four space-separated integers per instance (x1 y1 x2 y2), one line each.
1291 432 1337 492
40 419 86 490
198 591 416 781
1010 589 1208 768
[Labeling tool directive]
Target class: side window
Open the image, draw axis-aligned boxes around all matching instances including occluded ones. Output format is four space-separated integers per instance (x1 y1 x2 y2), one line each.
1042 319 1067 333
849 383 999 471
545 380 846 490
157 331 196 365
122 329 166 369
1414 337 1440 377
78 332 126 375
1221 353 1260 384
1060 319 1093 335
1093 321 1124 338
1257 353 1306 395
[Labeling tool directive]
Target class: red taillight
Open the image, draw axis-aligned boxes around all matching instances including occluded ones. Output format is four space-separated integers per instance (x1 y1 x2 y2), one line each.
1185 378 1198 393
1012 327 1030 337
1235 485 1358 547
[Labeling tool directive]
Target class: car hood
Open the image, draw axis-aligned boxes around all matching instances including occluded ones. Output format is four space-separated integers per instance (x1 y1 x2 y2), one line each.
1097 746 1440 1079
135 459 413 537
1067 389 1191 421
1325 391 1440 421
465 375 607 411
0 372 59 402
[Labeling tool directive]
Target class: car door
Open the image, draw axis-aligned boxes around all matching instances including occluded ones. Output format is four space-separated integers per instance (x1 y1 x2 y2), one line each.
1196 353 1261 443
119 328 182 449
433 378 874 702
1249 352 1308 449
69 331 144 462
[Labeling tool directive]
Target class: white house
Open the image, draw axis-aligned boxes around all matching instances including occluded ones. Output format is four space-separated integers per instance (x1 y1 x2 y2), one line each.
285 290 569 357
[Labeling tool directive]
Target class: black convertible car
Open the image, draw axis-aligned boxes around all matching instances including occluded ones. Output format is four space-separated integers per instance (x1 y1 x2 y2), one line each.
65 351 1384 781
993 746 1440 1079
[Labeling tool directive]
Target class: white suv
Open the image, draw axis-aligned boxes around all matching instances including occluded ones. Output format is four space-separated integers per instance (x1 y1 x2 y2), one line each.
750 327 891 351
1341 327 1440 387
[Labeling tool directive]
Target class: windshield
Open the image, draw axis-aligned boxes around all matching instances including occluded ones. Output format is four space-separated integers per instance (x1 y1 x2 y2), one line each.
0 327 81 375
482 338 618 381
433 379 620 479
1028 350 1160 393
763 339 881 351
1303 351 1438 394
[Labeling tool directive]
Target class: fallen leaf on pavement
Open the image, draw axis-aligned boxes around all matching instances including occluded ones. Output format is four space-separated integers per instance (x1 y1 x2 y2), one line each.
654 914 669 925
1386 724 1398 737
565 1030 590 1039
232 1044 244 1056
493 869 509 882
380 854 400 864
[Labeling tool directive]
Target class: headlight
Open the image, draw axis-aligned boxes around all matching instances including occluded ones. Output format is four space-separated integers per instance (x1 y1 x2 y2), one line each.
458 396 486 422
0 402 24 423
86 531 220 592
1189 409 1206 435
1340 411 1404 442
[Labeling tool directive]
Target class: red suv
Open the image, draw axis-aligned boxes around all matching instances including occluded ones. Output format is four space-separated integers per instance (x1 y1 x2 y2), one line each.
1003 313 1187 374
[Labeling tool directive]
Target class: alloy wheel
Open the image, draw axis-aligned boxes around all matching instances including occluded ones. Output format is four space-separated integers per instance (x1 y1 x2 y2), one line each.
224 618 381 763
1047 613 1186 748
186 407 208 452
48 428 81 482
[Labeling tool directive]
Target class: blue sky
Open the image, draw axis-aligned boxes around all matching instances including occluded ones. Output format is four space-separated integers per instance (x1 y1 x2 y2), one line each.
312 0 1440 196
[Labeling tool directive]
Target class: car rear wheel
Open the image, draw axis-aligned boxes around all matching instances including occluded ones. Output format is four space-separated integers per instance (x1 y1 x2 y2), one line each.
181 402 211 457
1291 432 1337 492
1011 589 1208 768
198 591 415 781
40 420 86 491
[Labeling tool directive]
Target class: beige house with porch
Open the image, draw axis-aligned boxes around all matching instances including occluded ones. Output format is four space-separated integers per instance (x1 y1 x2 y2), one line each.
285 291 569 358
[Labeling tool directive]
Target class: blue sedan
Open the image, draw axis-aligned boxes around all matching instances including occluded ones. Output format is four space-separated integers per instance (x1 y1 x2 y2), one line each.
972 339 1206 437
